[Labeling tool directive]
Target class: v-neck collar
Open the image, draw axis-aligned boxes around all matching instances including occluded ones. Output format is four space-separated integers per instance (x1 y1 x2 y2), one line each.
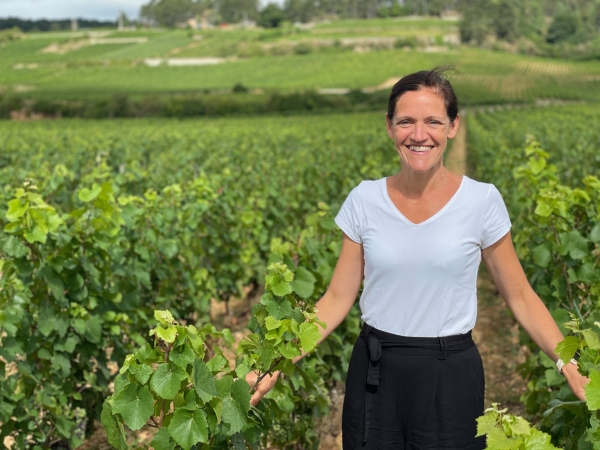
382 175 467 228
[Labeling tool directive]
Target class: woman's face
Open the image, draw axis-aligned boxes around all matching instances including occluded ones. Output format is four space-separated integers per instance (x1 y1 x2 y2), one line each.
386 88 459 174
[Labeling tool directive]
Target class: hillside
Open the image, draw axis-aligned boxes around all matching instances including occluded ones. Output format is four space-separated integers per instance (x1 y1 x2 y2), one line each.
1 17 600 110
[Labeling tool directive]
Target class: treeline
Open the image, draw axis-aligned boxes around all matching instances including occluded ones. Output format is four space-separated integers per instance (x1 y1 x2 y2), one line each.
140 0 457 28
0 17 116 32
458 0 600 45
0 89 389 120
139 0 600 48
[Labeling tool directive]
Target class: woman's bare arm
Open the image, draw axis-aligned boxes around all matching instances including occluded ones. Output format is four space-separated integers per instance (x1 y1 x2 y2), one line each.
482 232 589 400
249 234 364 405
308 234 364 345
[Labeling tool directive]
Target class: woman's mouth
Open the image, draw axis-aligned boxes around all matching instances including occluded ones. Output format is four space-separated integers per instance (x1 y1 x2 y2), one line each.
407 145 434 154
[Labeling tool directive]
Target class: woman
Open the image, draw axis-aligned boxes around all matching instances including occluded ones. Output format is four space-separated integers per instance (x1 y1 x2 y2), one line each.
249 68 589 449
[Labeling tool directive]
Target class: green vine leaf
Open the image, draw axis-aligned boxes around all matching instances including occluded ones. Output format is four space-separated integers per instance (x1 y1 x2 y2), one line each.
135 343 161 364
523 428 558 449
590 224 600 243
78 184 102 203
6 198 28 221
155 310 175 325
193 359 218 403
531 244 551 268
585 371 600 411
111 384 154 431
298 322 321 353
290 267 316 299
167 409 209 450
265 298 292 320
131 363 153 385
150 363 188 400
101 401 129 450
221 379 251 435
170 343 195 369
555 336 580 364
558 231 588 260
582 330 600 351
476 413 497 437
151 428 176 450
154 325 178 344
486 428 522 448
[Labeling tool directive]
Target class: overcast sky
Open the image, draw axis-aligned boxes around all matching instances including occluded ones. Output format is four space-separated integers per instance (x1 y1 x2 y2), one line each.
0 0 283 21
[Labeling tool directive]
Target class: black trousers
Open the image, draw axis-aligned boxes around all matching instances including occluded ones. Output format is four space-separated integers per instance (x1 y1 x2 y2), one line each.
342 324 486 450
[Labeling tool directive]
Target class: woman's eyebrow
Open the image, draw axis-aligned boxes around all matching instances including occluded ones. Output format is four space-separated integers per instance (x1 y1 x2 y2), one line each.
395 115 446 121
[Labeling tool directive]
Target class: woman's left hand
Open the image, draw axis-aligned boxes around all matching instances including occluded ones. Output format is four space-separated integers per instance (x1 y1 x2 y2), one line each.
562 362 590 401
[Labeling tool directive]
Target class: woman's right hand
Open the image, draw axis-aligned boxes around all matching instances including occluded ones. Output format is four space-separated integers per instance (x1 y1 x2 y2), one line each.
246 370 281 406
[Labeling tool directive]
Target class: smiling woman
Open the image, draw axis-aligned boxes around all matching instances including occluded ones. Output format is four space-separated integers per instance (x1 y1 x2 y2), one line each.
248 68 590 450
384 69 461 224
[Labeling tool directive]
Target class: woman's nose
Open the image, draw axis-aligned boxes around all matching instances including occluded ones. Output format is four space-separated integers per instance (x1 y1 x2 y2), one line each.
411 123 427 141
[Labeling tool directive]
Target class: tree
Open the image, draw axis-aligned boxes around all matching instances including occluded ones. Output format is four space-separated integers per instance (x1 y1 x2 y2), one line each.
458 0 491 44
546 12 580 43
516 0 545 39
140 0 201 27
259 3 286 28
492 0 519 41
428 0 451 16
217 0 259 23
284 0 304 22
284 0 308 22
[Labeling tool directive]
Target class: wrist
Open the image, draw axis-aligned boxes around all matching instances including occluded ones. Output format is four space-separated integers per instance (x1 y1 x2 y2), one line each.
556 357 578 375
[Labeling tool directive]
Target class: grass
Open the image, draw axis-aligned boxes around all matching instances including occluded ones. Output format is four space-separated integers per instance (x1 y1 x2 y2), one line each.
102 32 194 59
309 17 458 38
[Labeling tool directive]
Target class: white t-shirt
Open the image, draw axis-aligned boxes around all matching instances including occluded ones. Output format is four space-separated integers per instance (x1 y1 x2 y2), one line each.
334 176 511 337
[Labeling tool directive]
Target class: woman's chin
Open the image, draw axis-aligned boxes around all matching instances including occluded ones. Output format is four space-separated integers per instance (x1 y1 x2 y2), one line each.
402 161 441 174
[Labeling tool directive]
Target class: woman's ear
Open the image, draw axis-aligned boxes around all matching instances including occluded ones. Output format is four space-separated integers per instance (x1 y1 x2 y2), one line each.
447 114 460 139
385 113 394 139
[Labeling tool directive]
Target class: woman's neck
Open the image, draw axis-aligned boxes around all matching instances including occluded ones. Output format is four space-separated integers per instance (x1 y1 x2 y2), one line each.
395 163 446 199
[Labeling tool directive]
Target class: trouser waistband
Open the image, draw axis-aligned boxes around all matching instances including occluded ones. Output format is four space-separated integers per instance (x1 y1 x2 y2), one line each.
360 323 475 445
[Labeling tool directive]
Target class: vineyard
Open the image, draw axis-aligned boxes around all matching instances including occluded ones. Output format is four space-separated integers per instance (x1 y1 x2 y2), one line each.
0 113 396 449
469 105 600 448
1 98 600 448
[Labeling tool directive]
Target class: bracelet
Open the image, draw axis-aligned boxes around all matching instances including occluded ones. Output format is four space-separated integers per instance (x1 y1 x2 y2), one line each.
556 358 578 375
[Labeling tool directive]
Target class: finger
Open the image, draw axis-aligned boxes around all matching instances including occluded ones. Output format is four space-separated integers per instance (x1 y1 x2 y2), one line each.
246 372 258 386
250 391 261 407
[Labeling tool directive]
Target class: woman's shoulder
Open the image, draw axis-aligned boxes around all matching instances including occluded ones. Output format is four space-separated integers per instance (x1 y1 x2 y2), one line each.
352 177 385 194
461 176 501 201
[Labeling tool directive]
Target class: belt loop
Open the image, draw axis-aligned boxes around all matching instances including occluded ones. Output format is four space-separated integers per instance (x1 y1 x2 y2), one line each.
438 336 447 360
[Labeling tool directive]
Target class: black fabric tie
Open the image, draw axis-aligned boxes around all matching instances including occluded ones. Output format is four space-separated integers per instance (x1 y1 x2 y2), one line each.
438 336 447 360
363 325 381 444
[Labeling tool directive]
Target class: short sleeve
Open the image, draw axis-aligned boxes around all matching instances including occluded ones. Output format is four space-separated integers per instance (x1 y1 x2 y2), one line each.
480 185 512 249
335 185 363 244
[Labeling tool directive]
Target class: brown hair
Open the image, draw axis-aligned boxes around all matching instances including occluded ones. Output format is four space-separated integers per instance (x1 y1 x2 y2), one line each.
386 67 458 122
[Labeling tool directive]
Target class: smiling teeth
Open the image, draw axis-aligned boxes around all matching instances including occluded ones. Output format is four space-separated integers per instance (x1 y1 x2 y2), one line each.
409 146 432 152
